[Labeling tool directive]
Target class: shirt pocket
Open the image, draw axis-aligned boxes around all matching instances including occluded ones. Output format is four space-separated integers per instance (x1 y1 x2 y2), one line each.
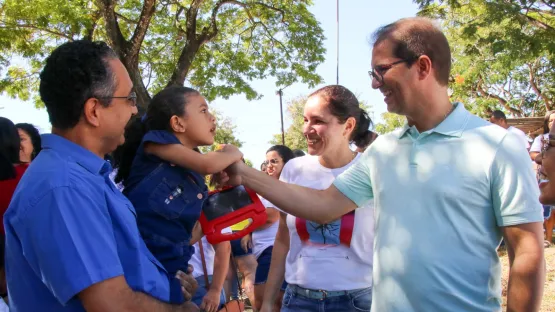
148 177 190 220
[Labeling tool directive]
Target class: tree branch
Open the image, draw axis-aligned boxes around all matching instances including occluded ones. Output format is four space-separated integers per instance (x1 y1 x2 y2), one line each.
0 24 74 41
84 11 102 41
129 0 156 56
115 12 138 24
476 77 522 116
216 0 291 54
95 0 127 55
527 62 552 111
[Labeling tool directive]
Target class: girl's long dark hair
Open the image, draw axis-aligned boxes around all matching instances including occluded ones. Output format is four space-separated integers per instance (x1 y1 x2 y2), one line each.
0 117 21 180
113 86 200 184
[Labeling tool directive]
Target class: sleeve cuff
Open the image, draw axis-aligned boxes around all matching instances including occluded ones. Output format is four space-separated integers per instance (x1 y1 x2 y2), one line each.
333 179 366 208
497 210 544 227
58 265 124 305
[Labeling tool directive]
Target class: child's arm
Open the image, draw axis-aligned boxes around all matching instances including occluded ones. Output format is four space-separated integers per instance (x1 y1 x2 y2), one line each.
144 143 243 175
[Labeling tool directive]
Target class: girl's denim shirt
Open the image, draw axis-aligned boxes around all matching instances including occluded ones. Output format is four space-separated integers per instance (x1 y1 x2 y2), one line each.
123 130 207 303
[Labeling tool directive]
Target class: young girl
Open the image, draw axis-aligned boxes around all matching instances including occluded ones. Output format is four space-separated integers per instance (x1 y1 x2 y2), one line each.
114 86 243 304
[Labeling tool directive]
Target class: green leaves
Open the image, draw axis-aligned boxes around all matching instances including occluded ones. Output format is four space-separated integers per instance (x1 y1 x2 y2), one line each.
416 0 555 118
0 0 326 110
269 96 308 151
374 112 405 134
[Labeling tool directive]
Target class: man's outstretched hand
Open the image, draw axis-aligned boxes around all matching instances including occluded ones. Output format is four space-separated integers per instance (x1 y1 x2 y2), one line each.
223 160 248 187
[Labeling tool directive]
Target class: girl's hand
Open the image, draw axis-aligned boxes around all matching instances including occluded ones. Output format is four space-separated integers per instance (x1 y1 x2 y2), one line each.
218 144 243 161
240 233 253 252
210 171 229 190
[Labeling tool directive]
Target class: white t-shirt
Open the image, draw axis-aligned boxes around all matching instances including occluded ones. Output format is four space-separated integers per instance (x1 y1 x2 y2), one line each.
530 133 548 153
279 154 374 291
252 197 279 259
507 126 530 149
0 298 8 312
190 228 232 278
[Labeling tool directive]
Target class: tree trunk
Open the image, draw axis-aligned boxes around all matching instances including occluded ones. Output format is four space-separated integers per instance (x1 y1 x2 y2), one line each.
122 57 151 115
167 40 201 88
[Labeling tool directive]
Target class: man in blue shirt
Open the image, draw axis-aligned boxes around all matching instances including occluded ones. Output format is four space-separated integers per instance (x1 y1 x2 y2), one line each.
4 41 199 311
224 17 545 312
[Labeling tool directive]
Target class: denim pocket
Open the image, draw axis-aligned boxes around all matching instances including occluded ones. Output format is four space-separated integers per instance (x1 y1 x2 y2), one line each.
282 287 293 307
148 178 190 220
350 287 372 311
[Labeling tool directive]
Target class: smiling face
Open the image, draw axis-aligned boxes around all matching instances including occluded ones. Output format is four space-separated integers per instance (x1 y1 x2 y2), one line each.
302 95 351 156
95 58 138 152
371 39 418 116
536 129 555 205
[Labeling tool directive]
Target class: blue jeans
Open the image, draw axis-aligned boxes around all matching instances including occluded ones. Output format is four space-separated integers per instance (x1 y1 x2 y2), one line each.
281 285 372 312
192 275 226 308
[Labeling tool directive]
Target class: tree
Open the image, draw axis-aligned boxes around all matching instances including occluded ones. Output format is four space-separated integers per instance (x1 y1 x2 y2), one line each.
270 95 372 150
0 0 326 111
414 0 555 118
374 112 405 134
270 95 307 150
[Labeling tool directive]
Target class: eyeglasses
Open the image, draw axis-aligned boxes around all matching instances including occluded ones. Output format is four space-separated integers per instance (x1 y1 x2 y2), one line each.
263 158 280 166
98 91 137 106
368 59 412 85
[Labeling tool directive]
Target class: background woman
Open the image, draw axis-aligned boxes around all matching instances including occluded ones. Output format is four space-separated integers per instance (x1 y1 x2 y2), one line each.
15 123 41 163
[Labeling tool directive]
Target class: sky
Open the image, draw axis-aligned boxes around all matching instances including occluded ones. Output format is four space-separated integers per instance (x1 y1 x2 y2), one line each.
0 0 419 168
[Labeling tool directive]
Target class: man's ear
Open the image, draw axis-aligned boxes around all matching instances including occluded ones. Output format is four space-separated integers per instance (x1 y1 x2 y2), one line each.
416 55 433 81
83 98 102 127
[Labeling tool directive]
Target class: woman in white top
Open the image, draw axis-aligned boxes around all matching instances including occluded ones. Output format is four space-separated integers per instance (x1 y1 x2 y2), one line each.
260 85 375 312
243 145 296 311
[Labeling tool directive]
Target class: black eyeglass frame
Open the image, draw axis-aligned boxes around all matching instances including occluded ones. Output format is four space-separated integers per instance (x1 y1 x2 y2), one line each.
97 91 138 107
368 57 418 85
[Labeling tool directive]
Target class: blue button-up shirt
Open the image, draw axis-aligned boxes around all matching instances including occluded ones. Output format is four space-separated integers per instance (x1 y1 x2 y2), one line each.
124 130 207 303
4 134 171 311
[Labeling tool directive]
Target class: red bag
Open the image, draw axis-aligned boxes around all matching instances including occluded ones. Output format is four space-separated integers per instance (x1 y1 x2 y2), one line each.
199 185 266 244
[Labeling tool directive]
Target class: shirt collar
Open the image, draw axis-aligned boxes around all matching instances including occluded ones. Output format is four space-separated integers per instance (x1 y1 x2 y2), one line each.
41 134 111 175
397 102 468 139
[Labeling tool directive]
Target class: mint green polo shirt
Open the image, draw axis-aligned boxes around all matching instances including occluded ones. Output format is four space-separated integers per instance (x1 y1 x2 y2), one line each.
334 102 543 312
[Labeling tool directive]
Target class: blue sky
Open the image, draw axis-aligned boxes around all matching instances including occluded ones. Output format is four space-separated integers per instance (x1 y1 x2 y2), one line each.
0 0 418 167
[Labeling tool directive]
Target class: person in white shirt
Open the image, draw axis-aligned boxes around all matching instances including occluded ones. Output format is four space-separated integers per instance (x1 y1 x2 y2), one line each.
530 111 555 160
242 145 296 311
260 85 375 312
489 110 531 150
190 234 231 312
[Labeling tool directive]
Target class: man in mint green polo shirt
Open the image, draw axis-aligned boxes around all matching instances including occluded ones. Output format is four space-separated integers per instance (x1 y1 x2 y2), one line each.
225 17 545 312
